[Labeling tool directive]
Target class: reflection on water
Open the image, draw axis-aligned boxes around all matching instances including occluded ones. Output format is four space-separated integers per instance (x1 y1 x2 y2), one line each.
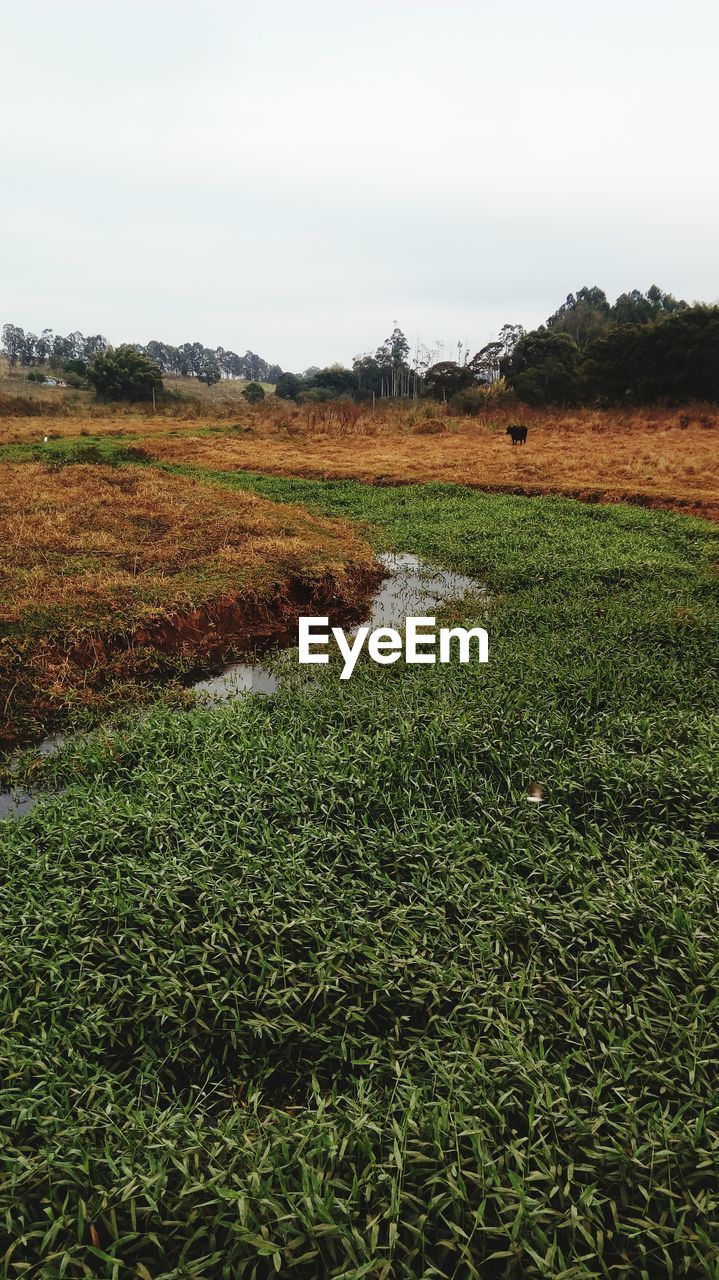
366 552 482 629
0 790 38 820
186 553 483 705
0 552 484 820
192 663 279 703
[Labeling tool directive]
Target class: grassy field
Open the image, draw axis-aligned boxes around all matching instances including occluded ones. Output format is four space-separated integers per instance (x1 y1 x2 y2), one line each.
1 455 717 1276
0 358 275 415
0 444 375 747
2 399 717 519
141 403 719 521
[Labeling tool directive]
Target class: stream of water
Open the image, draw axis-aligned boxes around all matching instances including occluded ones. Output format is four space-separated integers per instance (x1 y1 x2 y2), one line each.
0 553 484 820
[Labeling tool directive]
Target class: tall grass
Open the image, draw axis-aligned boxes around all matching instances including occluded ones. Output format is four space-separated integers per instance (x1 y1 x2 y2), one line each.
1 480 717 1277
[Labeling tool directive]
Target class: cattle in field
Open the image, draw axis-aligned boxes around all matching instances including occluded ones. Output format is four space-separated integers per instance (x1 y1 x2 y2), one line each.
506 424 528 445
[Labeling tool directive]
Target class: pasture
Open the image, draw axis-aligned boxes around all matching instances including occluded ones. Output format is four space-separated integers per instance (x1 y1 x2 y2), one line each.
2 397 717 520
0 433 717 1276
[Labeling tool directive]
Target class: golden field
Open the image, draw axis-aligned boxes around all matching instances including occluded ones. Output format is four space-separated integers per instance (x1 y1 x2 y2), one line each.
149 413 719 519
0 461 376 744
2 398 717 518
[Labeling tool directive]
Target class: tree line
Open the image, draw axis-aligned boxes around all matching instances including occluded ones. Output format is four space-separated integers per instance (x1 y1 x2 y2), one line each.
275 327 507 402
501 286 719 406
316 288 718 408
4 287 718 406
1 323 282 387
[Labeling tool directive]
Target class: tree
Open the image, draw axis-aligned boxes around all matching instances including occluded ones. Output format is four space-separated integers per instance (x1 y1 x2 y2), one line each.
423 361 474 400
35 329 54 364
243 350 270 382
83 334 108 362
4 320 282 384
352 354 382 396
546 286 611 350
221 350 245 380
87 345 163 401
503 331 582 405
242 381 265 403
66 331 87 362
305 365 356 396
2 323 25 367
197 358 221 386
610 285 688 327
177 342 205 377
20 332 39 366
498 324 525 360
51 334 73 365
275 372 302 400
375 327 411 397
468 342 503 384
585 306 719 404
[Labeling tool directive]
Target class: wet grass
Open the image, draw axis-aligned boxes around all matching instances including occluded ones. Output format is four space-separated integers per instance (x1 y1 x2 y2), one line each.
0 476 718 1277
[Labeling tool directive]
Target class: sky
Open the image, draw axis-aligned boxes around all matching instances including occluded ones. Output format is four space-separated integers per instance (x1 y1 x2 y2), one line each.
2 0 718 371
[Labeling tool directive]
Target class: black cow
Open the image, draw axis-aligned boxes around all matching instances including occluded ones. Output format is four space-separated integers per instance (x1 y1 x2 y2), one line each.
506 424 528 445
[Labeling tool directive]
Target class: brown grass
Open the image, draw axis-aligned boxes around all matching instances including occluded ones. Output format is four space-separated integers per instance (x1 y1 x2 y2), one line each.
3 400 717 517
136 403 719 521
0 462 376 743
2 398 717 744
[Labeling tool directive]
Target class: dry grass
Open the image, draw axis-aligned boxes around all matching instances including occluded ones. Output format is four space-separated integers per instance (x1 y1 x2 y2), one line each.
1 462 372 632
1 381 717 520
3 400 717 517
134 403 719 520
0 461 375 742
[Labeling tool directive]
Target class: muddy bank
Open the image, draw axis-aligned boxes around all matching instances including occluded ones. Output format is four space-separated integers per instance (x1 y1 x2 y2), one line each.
1 551 487 818
0 563 383 751
463 481 719 522
72 565 384 665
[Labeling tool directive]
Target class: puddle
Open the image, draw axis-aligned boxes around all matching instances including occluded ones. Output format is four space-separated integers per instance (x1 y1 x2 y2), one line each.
35 732 69 757
0 790 38 821
0 552 484 819
0 735 71 821
186 552 483 704
367 552 482 628
192 663 279 704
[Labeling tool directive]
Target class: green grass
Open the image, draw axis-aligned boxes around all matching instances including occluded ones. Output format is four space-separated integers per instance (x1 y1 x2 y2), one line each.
0 436 151 466
1 476 718 1278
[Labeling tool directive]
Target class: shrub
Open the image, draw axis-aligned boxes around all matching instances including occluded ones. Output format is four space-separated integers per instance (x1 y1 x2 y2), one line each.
242 382 265 404
411 418 446 435
298 386 335 403
449 380 514 415
275 372 302 401
0 393 63 418
87 346 163 402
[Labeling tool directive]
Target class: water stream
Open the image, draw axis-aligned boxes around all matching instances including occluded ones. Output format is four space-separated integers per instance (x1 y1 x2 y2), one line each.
0 552 484 820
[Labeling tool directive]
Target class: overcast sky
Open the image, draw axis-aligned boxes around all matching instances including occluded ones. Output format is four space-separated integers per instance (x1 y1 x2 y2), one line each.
2 0 717 370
